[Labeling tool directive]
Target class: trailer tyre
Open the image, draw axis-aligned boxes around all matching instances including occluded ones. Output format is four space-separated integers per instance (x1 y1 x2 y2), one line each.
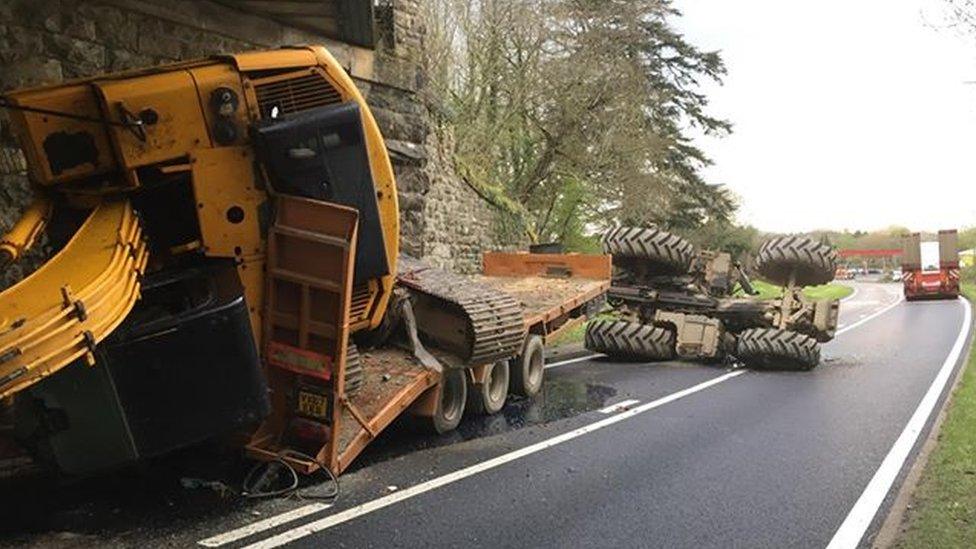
510 335 545 398
736 328 820 370
431 368 467 434
468 361 510 415
755 236 837 287
603 226 695 273
584 318 675 361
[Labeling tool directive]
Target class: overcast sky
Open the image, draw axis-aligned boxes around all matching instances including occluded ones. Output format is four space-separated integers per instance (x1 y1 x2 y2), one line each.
673 0 976 233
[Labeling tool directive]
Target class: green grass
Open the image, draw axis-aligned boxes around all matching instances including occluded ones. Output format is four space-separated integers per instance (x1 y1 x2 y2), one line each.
894 283 976 548
547 320 588 347
748 279 854 301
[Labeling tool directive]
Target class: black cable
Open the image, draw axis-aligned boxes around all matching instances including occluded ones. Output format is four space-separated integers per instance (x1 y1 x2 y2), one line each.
0 97 141 129
241 449 340 501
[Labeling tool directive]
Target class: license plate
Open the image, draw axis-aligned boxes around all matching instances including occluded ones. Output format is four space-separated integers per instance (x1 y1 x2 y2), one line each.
297 391 329 420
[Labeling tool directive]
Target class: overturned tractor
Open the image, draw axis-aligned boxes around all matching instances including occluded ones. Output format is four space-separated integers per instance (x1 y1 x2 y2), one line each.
585 227 839 370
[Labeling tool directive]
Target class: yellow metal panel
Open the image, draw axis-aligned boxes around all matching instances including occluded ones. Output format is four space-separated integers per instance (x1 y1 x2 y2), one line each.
6 84 117 185
0 201 148 399
191 146 267 258
96 70 211 168
308 45 399 330
231 49 317 72
188 63 252 148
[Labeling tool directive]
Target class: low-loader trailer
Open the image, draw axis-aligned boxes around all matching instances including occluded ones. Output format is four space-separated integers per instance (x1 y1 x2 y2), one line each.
902 230 959 301
0 46 608 477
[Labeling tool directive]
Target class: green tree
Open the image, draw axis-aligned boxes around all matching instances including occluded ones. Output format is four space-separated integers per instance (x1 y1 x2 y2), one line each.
423 0 735 247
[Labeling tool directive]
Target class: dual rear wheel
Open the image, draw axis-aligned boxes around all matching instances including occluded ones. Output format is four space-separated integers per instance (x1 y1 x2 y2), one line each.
428 335 547 434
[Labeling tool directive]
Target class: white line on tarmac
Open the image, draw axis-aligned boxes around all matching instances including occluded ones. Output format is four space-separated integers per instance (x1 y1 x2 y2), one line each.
200 280 904 547
827 297 972 549
835 296 904 336
545 353 603 369
598 399 640 414
198 503 332 547
231 371 747 549
841 286 859 302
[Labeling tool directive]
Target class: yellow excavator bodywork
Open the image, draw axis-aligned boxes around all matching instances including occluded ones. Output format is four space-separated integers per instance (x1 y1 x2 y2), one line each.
0 45 402 474
0 46 398 397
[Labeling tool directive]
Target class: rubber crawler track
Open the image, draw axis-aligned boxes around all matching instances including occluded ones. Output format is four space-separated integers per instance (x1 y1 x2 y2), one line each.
344 342 364 395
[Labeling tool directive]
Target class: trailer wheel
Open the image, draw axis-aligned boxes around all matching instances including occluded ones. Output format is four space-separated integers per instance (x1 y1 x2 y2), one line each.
755 236 837 287
343 342 365 395
510 335 545 398
602 226 694 273
584 318 675 361
736 328 820 370
468 361 510 415
431 368 467 434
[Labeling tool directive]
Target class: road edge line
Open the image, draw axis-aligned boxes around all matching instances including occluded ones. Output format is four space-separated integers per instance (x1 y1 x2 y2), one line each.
233 370 747 549
826 297 973 549
872 297 976 548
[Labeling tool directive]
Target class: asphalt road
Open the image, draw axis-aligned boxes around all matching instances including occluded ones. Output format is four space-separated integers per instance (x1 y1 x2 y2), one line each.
1 281 970 549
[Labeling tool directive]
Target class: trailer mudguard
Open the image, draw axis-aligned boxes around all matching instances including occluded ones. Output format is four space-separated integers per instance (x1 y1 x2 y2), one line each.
0 200 147 399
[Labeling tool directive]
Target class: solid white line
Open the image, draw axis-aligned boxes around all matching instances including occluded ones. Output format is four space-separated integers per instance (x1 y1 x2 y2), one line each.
598 399 640 414
835 296 904 336
241 370 747 549
545 353 603 369
826 297 972 549
198 503 332 547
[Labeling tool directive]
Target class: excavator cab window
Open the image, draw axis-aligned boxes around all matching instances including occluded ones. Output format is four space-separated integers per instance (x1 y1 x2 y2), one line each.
253 102 388 283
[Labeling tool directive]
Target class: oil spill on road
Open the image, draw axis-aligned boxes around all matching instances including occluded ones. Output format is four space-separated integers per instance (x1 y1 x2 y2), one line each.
351 379 617 470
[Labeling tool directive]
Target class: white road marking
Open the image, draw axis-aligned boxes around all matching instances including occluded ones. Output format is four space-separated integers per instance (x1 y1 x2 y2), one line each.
598 399 640 414
827 297 972 549
204 282 909 548
545 353 603 369
237 371 747 549
198 503 332 547
835 296 904 336
841 286 859 302
845 300 882 307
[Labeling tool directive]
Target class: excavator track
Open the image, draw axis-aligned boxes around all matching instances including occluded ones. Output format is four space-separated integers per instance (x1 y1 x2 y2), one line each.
397 256 525 367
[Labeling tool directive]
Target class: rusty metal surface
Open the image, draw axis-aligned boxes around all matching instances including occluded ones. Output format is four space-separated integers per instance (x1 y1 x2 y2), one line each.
397 256 525 367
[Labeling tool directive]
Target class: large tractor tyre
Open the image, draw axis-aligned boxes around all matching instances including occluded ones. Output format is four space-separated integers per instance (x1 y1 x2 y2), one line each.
585 319 675 362
343 342 365 395
755 236 837 288
467 360 510 415
736 328 820 371
510 335 545 398
603 226 695 273
431 368 468 434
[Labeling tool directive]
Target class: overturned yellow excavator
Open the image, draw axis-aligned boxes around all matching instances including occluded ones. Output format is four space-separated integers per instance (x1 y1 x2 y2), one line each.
0 46 608 476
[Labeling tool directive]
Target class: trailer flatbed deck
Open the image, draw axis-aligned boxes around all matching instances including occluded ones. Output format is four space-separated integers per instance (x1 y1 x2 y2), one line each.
250 249 611 476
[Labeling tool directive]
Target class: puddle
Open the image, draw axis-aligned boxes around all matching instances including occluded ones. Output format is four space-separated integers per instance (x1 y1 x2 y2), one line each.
353 379 617 470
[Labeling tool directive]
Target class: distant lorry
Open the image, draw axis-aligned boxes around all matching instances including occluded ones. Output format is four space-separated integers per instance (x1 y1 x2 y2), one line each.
901 230 959 300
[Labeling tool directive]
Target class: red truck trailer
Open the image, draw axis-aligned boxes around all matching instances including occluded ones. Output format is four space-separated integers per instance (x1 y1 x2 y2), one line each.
902 230 959 301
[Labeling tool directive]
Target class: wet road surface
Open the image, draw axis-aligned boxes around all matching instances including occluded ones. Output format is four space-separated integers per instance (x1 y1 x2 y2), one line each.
1 281 969 548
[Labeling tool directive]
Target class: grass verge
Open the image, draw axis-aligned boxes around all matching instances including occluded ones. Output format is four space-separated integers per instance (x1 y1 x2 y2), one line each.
894 283 976 548
749 279 854 301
